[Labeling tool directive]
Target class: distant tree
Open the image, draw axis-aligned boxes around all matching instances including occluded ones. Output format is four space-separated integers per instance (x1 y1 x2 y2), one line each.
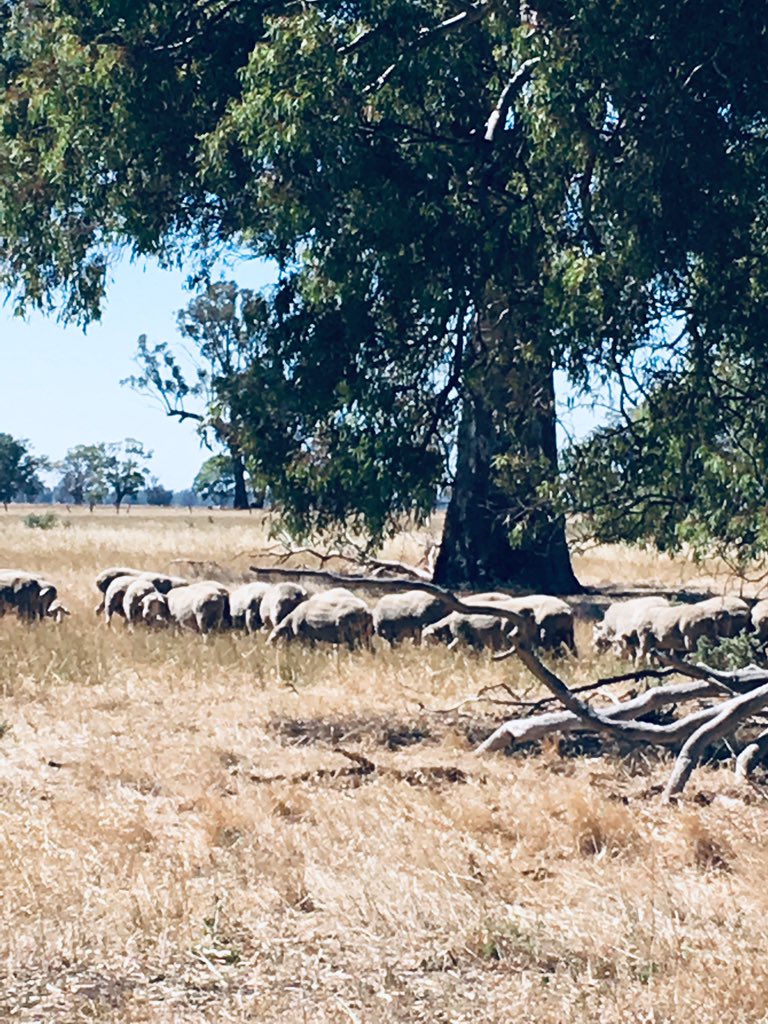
104 440 152 511
173 487 202 508
57 444 108 509
0 434 47 509
125 282 268 510
193 455 238 506
143 478 174 507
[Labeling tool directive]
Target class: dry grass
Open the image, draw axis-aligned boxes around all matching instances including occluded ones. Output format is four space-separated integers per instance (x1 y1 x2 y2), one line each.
2 505 768 1022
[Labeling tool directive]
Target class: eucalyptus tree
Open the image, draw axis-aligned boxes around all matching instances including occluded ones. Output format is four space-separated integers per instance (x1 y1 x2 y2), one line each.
125 282 267 510
1 1 767 585
0 434 47 507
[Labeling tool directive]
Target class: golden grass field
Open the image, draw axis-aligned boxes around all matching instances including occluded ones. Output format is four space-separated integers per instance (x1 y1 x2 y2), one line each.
2 505 768 1023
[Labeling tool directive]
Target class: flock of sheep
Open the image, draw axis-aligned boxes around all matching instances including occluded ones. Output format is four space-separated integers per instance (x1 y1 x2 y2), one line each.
3 565 768 661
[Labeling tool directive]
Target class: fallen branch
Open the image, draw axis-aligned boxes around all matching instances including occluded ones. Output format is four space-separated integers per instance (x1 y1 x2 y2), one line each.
663 682 768 800
735 729 768 783
475 680 724 753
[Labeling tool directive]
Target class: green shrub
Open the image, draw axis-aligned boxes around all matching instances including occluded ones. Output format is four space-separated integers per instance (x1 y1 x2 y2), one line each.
23 511 59 530
695 631 766 670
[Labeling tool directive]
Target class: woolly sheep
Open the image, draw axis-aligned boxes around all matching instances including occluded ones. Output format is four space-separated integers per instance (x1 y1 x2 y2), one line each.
593 596 670 657
372 590 452 644
229 582 271 632
146 581 230 634
260 583 309 630
267 588 374 650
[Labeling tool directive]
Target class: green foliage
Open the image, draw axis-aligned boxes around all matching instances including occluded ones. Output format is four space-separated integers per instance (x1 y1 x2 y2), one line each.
57 440 151 508
103 439 152 509
1 2 768 561
57 443 108 506
0 433 47 505
23 511 59 530
695 632 766 671
144 480 173 507
193 454 237 507
562 356 768 570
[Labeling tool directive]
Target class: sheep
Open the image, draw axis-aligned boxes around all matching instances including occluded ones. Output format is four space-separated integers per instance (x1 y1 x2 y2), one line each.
0 570 57 622
104 574 144 625
103 572 189 625
372 590 452 645
260 583 309 630
422 605 536 652
752 600 768 645
94 566 144 614
631 601 723 663
466 593 574 652
139 591 170 628
145 581 230 634
228 582 271 632
46 599 70 623
593 596 670 657
123 577 164 626
267 588 374 650
94 567 187 614
701 595 751 639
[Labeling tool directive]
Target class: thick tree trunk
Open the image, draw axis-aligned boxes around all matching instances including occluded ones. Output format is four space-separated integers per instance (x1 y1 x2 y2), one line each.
231 450 249 510
433 302 579 594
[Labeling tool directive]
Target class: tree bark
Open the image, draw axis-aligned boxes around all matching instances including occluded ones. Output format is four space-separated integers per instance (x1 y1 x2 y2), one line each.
433 300 579 593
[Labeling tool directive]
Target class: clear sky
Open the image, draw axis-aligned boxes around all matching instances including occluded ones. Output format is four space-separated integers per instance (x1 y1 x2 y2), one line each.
0 255 276 491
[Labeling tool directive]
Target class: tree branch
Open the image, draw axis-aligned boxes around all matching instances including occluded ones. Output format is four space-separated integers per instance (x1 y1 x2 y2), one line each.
483 58 541 142
663 682 768 800
366 4 489 95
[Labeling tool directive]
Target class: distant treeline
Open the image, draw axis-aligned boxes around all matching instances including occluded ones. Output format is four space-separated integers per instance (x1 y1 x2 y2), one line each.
0 434 263 510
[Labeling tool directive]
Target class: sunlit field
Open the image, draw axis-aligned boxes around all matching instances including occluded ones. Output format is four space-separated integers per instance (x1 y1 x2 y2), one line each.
2 505 768 1022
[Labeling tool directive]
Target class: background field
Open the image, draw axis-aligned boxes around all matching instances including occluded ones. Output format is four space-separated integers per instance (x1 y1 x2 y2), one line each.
2 506 768 1023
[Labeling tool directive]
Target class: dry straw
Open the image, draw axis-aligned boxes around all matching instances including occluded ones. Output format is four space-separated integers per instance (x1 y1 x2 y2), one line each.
1 506 767 1022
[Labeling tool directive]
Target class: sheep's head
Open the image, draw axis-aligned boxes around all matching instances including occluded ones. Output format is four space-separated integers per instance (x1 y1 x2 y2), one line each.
141 592 170 627
47 600 70 623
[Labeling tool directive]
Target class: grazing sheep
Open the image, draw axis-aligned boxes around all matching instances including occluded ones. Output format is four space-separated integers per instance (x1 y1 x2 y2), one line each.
0 570 57 622
123 578 163 626
267 588 374 650
229 582 271 632
47 600 70 623
260 583 309 630
465 593 570 651
151 581 230 634
104 572 189 625
373 590 452 644
593 596 670 656
752 600 768 645
140 591 171 628
699 595 751 639
103 574 144 625
94 567 144 613
422 606 535 652
533 596 576 654
94 567 187 614
631 601 723 662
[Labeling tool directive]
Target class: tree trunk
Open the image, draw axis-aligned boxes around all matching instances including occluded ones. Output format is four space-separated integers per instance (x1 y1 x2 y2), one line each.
231 449 249 510
433 301 579 594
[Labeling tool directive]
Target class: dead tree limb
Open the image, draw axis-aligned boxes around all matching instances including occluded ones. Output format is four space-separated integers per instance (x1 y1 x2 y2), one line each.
475 681 723 753
663 682 768 801
735 729 768 783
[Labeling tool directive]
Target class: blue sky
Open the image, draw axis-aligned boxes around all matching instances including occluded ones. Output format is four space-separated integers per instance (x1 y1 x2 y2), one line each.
0 255 276 491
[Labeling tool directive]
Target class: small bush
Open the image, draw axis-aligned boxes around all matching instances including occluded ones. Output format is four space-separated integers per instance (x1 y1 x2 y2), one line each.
23 511 59 530
695 631 765 670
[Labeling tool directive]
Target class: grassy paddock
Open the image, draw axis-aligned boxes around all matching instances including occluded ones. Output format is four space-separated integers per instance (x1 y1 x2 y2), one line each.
1 506 768 1022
